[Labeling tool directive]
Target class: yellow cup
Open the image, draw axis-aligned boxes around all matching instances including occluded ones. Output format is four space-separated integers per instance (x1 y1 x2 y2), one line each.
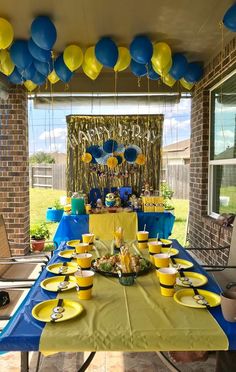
74 242 89 254
75 270 95 300
85 204 92 214
82 233 94 250
137 231 149 249
76 253 93 269
158 267 177 297
148 241 162 263
153 253 170 277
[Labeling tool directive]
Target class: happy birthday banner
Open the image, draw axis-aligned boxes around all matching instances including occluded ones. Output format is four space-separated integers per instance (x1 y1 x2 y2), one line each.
66 114 163 194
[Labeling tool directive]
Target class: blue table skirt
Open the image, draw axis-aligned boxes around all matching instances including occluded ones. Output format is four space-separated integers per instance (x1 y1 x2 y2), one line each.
0 240 236 351
53 212 175 247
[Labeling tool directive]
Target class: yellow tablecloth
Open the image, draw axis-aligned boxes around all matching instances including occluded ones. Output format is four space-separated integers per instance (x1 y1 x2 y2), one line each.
40 241 228 353
89 212 137 240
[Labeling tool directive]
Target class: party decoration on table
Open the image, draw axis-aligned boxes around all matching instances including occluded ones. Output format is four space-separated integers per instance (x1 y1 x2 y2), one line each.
63 44 83 71
176 271 208 288
31 16 57 50
105 192 116 207
223 3 236 32
114 47 131 72
114 227 124 249
32 299 83 323
130 35 153 64
95 37 118 67
173 289 221 309
0 18 14 49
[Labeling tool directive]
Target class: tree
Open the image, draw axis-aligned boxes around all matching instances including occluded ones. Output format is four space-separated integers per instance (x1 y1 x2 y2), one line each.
29 152 55 164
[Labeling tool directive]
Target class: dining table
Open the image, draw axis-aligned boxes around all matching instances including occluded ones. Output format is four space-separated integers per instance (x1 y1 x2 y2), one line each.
0 237 236 372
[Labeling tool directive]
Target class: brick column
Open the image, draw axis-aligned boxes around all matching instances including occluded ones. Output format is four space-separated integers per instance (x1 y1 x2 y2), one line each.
0 85 29 255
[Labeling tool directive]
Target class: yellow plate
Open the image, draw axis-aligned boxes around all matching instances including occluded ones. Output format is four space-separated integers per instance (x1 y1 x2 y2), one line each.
32 299 83 323
40 275 77 292
176 271 208 287
46 262 78 275
58 249 75 259
66 240 81 247
161 247 179 256
170 258 193 270
174 289 221 308
160 239 172 247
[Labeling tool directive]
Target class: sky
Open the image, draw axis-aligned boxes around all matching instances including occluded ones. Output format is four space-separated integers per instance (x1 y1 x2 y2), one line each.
28 95 191 154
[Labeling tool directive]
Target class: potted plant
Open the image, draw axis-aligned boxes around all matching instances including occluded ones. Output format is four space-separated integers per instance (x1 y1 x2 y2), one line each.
46 199 64 222
30 222 50 251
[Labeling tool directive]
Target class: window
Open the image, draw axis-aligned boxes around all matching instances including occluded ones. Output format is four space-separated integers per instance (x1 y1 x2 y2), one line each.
209 70 236 216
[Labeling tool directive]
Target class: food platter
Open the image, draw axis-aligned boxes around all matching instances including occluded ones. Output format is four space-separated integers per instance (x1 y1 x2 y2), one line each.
91 254 153 277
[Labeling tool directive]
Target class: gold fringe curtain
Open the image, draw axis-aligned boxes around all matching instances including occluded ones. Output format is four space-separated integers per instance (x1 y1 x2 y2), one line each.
66 114 163 195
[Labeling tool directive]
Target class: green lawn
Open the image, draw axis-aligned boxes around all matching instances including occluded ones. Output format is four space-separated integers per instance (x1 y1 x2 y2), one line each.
30 188 189 246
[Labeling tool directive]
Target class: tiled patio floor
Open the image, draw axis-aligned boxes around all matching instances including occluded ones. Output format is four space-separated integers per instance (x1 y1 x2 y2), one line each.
0 350 216 371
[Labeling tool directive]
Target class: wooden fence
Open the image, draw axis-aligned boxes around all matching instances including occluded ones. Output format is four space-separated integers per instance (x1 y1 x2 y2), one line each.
29 163 190 199
161 164 189 200
29 164 66 190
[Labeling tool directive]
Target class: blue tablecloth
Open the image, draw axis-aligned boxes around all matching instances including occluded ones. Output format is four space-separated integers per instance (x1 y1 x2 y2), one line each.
54 212 175 247
0 240 236 351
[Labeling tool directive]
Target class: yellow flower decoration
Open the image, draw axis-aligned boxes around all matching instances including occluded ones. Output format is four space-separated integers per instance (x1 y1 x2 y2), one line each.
107 156 118 169
81 152 92 163
136 154 146 165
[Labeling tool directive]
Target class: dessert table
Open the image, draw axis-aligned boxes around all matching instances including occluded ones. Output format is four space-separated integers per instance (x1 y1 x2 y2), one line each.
53 211 175 247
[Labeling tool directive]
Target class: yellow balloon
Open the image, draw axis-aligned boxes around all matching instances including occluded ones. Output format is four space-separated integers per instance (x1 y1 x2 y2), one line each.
84 46 102 73
0 50 14 76
107 156 118 169
151 42 172 72
24 80 37 92
0 18 14 49
180 78 194 91
153 58 172 77
162 74 176 87
114 47 131 72
82 62 100 80
63 44 83 72
81 152 92 163
48 70 60 84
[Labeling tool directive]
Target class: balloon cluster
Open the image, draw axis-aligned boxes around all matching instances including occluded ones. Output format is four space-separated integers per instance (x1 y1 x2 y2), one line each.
81 140 146 169
0 15 204 92
223 4 236 32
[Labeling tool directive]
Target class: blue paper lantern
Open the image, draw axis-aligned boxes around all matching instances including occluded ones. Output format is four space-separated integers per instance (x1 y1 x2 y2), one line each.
103 139 118 153
184 62 203 83
86 145 103 158
130 59 147 77
147 64 160 80
130 35 153 64
28 38 51 63
54 54 73 83
8 68 23 84
10 40 33 69
34 59 53 76
223 4 236 32
124 147 138 162
169 53 188 80
31 70 46 86
116 155 123 165
95 37 118 68
31 16 57 50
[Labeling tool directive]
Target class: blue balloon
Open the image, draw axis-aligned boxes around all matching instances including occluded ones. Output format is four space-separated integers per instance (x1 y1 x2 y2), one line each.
147 64 160 80
28 38 51 62
95 37 118 67
31 70 46 86
17 63 37 81
130 59 147 77
223 4 236 32
31 16 57 50
184 62 203 83
169 53 188 80
54 54 73 83
130 35 153 64
8 68 23 84
34 59 53 76
10 40 33 69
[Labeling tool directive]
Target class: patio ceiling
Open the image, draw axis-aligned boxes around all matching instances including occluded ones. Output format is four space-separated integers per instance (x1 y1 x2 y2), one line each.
0 0 234 93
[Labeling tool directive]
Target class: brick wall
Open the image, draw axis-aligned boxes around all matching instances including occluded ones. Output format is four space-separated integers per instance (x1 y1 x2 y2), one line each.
0 86 29 255
189 36 236 265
